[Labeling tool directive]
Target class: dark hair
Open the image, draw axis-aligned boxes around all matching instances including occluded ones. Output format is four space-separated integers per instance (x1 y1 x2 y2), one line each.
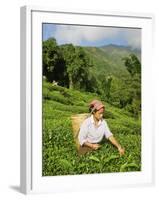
89 99 105 114
89 107 97 114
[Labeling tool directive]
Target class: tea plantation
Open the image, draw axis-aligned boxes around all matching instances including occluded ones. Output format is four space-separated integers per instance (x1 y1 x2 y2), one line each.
42 80 141 176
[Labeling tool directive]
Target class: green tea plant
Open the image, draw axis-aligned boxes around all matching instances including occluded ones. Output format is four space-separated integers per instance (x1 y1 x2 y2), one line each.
42 80 141 176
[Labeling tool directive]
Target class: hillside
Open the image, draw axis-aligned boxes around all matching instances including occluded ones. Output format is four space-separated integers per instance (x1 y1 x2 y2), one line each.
84 44 141 78
43 38 142 120
42 80 141 176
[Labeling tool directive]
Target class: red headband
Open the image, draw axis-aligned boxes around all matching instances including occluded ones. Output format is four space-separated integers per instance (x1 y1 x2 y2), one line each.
89 100 105 112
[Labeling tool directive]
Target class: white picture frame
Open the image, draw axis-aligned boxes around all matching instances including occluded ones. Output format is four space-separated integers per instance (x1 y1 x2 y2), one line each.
20 5 154 194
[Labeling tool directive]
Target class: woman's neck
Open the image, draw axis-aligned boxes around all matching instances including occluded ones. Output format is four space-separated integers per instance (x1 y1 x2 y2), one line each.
93 115 99 126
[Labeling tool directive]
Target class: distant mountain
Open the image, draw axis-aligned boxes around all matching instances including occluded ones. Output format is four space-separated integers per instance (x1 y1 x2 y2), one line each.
100 44 141 59
83 44 141 78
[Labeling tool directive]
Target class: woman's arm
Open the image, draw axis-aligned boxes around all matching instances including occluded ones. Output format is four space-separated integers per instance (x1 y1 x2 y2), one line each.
83 142 101 150
108 135 125 156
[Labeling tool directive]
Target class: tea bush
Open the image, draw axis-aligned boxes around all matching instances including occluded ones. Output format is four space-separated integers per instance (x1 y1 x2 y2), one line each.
42 80 141 176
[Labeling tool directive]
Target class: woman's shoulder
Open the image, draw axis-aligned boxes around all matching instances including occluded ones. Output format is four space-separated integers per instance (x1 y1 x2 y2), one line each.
102 118 108 125
84 115 91 123
80 115 91 127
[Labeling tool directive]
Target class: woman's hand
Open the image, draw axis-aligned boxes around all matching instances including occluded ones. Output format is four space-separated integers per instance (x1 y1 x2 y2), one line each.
118 146 125 156
108 136 125 156
83 142 101 150
91 143 101 150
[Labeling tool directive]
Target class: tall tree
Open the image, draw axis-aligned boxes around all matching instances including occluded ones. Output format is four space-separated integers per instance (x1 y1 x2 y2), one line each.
42 38 66 85
122 54 141 117
60 44 93 90
100 75 113 101
122 54 141 77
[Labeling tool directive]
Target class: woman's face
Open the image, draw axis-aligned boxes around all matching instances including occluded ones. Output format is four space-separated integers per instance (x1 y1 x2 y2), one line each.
94 108 105 121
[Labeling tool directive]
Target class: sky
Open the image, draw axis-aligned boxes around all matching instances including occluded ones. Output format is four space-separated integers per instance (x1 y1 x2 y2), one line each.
42 23 141 49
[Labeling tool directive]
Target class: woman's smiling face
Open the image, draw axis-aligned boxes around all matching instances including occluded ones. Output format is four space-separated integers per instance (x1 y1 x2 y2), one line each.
94 107 105 121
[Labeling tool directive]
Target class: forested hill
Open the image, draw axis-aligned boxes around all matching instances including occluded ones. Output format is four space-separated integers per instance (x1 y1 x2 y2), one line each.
43 38 141 117
83 44 141 78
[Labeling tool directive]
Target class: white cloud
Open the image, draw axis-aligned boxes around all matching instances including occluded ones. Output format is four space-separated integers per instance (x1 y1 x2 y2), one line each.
53 25 141 49
123 29 141 49
54 25 119 44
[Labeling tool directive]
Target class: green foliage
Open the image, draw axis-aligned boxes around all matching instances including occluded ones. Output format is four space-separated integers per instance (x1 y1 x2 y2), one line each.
100 75 112 101
58 159 73 172
60 44 94 91
42 38 141 175
122 54 141 77
84 46 141 117
89 155 100 162
107 71 141 117
42 38 141 118
42 80 141 176
84 45 140 78
43 38 66 85
120 162 139 172
43 39 95 91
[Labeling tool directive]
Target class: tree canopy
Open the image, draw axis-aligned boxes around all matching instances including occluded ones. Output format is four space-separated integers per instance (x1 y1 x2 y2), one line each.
42 37 141 117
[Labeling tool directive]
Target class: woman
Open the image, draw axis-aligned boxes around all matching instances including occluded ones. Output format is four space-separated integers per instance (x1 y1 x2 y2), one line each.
78 100 125 156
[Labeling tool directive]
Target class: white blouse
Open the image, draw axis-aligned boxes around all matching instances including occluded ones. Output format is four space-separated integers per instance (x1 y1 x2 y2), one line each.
78 115 113 146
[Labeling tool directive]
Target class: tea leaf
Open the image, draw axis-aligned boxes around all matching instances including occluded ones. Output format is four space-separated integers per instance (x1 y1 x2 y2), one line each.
89 155 100 162
104 155 119 163
59 159 73 169
120 162 138 172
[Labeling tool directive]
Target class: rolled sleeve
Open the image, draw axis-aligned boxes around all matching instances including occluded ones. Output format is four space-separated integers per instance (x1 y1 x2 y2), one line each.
103 120 113 139
78 120 88 146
